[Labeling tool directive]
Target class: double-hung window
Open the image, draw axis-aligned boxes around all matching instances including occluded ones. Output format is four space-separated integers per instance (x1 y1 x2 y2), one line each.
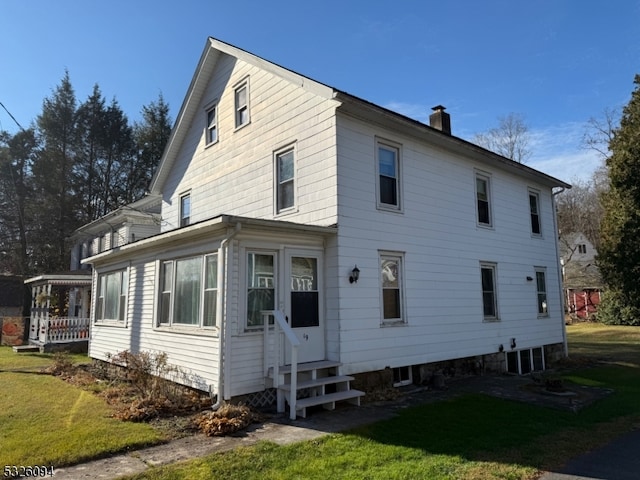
529 190 541 235
377 140 401 210
276 148 295 213
381 253 405 324
246 253 275 328
180 193 191 227
206 104 218 145
535 268 548 316
480 262 498 321
476 173 492 226
159 254 218 328
96 269 128 323
234 80 249 128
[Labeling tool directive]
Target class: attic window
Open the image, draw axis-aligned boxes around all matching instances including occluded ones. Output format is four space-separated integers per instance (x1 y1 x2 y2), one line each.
234 80 249 128
206 104 218 144
180 193 191 227
578 244 587 254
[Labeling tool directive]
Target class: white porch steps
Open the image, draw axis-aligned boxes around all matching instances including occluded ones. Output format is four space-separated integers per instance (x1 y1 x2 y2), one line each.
270 360 365 418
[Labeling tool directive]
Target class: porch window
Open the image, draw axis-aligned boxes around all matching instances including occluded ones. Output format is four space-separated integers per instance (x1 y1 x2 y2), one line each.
380 253 404 324
158 253 218 328
96 269 127 323
247 253 275 328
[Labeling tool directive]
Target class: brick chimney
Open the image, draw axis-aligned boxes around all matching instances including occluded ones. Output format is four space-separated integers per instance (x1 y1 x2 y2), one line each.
429 105 451 135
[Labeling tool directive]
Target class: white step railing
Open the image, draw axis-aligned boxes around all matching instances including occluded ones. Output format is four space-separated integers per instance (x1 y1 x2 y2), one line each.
262 310 300 420
38 317 90 344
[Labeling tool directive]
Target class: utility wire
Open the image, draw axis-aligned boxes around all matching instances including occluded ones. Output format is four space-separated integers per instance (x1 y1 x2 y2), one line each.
0 100 25 131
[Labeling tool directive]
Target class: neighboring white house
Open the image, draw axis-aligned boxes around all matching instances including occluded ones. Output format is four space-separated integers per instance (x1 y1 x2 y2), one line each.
84 37 570 418
559 232 602 319
23 194 161 352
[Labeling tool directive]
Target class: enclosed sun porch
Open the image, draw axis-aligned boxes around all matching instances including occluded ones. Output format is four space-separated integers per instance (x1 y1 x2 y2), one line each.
24 272 92 352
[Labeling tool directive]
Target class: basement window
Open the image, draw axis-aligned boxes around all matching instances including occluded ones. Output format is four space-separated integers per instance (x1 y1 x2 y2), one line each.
393 366 412 387
506 347 545 375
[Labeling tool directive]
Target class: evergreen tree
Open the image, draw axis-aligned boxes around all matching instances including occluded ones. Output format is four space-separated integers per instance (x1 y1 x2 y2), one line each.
597 74 640 325
75 84 107 223
0 129 37 274
127 93 172 203
33 71 82 272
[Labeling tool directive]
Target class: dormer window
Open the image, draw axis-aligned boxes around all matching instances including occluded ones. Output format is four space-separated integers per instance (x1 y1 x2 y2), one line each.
180 193 191 227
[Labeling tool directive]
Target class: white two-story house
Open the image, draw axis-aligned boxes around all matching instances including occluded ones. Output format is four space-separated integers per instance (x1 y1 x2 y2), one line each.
84 37 570 418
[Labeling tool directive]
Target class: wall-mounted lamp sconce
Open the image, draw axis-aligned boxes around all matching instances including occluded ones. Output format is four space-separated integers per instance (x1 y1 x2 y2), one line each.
510 338 517 350
349 265 360 284
498 344 504 353
526 276 533 282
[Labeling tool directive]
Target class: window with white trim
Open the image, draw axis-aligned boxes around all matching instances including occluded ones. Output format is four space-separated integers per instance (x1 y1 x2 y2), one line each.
246 252 275 328
381 253 405 324
476 173 492 226
158 254 218 328
206 104 218 145
377 140 401 210
234 80 249 128
96 269 128 323
480 262 498 320
529 190 541 235
535 267 548 316
276 148 295 213
180 193 191 227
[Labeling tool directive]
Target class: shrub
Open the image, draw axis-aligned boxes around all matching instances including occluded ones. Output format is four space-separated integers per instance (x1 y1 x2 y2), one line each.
597 289 640 326
105 350 210 421
193 403 259 436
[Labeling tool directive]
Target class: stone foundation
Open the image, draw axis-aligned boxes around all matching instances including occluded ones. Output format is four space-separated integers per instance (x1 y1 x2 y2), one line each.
352 343 566 394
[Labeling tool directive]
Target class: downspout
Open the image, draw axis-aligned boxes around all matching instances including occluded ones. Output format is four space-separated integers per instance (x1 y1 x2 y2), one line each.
210 221 241 410
552 187 568 357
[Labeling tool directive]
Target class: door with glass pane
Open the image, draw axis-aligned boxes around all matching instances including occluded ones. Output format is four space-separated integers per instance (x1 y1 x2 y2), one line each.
285 250 325 364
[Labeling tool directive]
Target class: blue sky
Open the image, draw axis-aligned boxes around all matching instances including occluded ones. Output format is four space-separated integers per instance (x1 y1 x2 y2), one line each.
1 0 639 183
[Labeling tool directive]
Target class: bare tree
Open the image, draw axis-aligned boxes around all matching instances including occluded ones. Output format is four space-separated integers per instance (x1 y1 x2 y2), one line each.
474 113 532 163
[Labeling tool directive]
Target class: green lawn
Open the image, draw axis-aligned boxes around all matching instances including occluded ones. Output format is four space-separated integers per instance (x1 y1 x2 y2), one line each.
1 324 639 478
123 323 640 480
0 347 165 466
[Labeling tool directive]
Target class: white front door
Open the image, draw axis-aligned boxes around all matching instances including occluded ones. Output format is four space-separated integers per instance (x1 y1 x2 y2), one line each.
284 249 325 364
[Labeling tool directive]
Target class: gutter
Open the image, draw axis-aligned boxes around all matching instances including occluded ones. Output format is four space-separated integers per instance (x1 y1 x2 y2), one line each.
211 222 242 410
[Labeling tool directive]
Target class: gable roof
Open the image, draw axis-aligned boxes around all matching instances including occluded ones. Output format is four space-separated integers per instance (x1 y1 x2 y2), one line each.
149 37 570 195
